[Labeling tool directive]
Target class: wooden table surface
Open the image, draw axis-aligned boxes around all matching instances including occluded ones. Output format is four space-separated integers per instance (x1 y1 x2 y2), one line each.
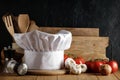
0 69 120 80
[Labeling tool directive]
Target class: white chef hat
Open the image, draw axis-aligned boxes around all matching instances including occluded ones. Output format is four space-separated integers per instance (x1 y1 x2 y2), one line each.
14 30 72 70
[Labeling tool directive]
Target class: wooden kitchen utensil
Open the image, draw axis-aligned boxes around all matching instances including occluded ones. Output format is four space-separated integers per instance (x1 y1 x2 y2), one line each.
27 69 67 75
18 14 30 33
38 27 99 36
2 15 15 38
28 20 40 32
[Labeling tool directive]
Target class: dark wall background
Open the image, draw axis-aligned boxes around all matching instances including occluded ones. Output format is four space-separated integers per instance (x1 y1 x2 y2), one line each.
0 0 120 66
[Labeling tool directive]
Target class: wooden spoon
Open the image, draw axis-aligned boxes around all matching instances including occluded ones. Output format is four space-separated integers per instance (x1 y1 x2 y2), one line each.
28 20 39 32
18 14 30 33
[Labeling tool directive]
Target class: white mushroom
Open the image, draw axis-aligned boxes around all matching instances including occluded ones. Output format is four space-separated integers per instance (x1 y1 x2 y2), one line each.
79 64 87 73
65 58 76 69
70 64 82 74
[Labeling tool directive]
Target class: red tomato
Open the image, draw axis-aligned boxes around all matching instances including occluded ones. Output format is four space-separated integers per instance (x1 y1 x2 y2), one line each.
64 54 68 62
94 59 109 64
102 60 108 64
107 60 118 73
92 61 103 73
85 61 94 72
74 57 85 64
85 61 103 73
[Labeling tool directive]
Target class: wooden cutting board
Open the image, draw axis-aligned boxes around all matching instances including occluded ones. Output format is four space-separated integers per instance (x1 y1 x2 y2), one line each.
38 27 99 36
65 36 109 61
27 69 67 75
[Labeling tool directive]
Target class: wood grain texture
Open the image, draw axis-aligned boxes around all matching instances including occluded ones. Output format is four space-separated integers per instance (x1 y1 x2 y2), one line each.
77 73 98 80
65 36 109 61
37 76 57 80
0 75 37 80
38 27 99 36
69 36 109 51
96 73 118 80
58 75 78 80
113 69 120 79
0 71 120 80
27 69 66 75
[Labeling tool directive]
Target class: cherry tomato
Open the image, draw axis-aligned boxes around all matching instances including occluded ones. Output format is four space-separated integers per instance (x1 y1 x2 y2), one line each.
107 60 118 73
74 57 85 64
64 54 68 62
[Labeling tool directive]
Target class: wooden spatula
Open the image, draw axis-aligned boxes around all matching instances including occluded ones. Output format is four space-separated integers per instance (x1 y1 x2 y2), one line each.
18 14 30 33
